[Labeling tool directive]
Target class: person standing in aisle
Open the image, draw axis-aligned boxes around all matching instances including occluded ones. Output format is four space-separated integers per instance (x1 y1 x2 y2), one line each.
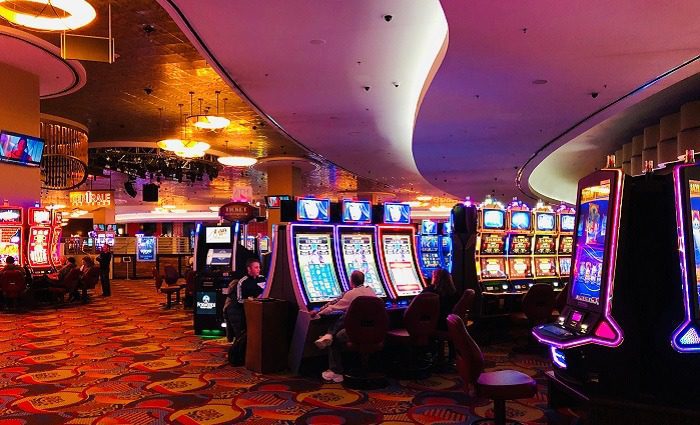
96 244 112 296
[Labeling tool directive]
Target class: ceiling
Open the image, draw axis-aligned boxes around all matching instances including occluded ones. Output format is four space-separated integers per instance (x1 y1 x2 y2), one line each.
158 0 700 205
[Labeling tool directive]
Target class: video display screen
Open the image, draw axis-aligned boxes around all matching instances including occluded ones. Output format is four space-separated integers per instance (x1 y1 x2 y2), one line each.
0 208 22 224
421 252 441 268
536 213 556 232
297 198 330 222
28 227 51 267
480 233 506 255
479 257 507 279
443 221 452 234
559 235 574 255
688 180 700 314
559 257 572 276
508 257 533 279
570 181 611 306
382 234 423 296
206 248 232 266
560 214 576 232
510 211 532 230
483 209 505 230
534 257 557 277
259 236 270 252
420 235 439 250
265 195 291 209
534 235 556 255
0 131 44 167
342 200 372 223
383 203 411 224
421 220 437 235
508 234 532 255
340 233 386 297
0 227 21 266
295 233 342 303
206 227 231 244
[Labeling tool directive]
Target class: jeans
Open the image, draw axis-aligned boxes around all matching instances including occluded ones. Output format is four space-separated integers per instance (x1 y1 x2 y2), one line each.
327 313 349 374
100 269 111 296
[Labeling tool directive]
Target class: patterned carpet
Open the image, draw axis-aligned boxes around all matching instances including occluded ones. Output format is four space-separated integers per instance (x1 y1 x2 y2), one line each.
0 279 582 424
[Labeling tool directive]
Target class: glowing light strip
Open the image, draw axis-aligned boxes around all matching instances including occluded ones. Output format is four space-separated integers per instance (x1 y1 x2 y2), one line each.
671 164 700 352
261 224 278 299
533 169 624 349
0 0 96 31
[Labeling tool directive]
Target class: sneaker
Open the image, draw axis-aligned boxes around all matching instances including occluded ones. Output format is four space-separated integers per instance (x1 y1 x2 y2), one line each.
321 370 344 383
314 333 333 349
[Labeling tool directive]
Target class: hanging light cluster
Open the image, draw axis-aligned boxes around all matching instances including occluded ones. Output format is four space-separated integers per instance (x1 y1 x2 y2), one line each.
0 0 96 31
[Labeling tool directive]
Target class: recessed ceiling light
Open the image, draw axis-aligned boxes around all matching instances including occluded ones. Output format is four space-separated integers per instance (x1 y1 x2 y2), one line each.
310 39 326 45
532 79 548 85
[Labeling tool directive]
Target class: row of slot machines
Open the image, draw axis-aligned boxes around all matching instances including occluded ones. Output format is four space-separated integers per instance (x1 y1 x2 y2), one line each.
473 199 576 294
532 160 700 409
0 206 63 275
416 220 453 278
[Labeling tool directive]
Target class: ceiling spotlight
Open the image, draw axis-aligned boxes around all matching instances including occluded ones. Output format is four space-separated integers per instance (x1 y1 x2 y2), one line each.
217 156 258 167
0 0 96 31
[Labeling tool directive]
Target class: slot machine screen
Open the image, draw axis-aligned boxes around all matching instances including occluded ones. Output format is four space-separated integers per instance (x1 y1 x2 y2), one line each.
570 181 611 306
536 213 555 231
205 249 232 266
421 220 437 235
483 209 505 230
382 234 422 296
342 200 372 223
534 257 557 277
259 236 270 252
560 214 576 232
559 257 572 275
480 233 506 255
383 203 411 224
420 235 439 250
206 227 231 244
0 227 21 266
297 198 330 222
688 179 700 315
480 257 507 279
295 233 342 303
508 257 533 279
510 211 532 230
508 234 532 255
534 235 556 255
340 234 386 297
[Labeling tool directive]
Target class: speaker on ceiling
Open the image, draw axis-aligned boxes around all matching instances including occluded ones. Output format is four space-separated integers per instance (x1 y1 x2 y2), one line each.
143 183 159 202
124 181 137 198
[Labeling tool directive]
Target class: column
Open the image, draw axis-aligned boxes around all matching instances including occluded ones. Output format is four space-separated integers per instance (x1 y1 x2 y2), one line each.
266 164 302 234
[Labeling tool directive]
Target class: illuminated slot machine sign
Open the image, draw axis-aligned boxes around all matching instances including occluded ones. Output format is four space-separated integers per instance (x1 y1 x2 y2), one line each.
381 233 423 297
339 233 387 298
50 211 63 267
294 233 343 303
0 207 23 267
557 210 576 278
507 208 534 285
28 208 52 269
418 219 441 276
533 211 558 279
672 167 700 352
477 207 509 287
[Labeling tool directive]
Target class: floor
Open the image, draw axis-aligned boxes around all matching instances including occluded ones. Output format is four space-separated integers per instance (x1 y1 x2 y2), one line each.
0 279 582 424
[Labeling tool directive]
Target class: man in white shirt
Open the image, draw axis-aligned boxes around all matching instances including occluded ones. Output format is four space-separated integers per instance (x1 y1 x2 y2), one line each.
311 270 377 382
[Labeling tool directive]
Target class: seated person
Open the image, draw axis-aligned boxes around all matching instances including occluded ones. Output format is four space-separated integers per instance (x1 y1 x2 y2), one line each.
48 257 76 284
223 258 266 364
422 268 458 330
80 255 95 273
311 270 378 383
2 256 22 273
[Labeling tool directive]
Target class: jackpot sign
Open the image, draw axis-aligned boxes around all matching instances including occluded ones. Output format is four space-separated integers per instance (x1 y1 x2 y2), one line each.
70 190 114 209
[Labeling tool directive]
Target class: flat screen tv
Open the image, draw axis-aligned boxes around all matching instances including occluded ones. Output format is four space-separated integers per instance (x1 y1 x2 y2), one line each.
0 131 44 167
560 214 576 232
510 211 532 230
341 200 372 223
265 195 291 209
536 212 556 231
297 198 330 222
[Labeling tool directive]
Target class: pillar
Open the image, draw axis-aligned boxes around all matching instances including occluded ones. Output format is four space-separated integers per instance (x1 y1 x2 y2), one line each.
266 164 302 234
0 63 41 209
92 207 115 225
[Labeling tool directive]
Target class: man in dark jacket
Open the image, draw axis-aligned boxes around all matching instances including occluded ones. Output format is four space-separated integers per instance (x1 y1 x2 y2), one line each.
96 244 112 296
224 258 266 365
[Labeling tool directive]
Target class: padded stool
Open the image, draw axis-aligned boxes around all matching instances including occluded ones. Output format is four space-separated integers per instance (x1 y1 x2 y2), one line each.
161 286 182 309
475 370 537 425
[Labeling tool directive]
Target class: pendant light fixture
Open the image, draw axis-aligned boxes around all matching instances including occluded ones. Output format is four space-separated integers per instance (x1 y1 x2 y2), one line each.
187 90 230 130
0 0 96 31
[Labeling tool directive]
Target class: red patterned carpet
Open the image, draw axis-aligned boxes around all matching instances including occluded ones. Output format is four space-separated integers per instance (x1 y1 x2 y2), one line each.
0 280 581 424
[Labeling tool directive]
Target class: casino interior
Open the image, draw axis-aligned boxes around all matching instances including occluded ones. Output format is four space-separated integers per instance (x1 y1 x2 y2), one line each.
1 1 700 424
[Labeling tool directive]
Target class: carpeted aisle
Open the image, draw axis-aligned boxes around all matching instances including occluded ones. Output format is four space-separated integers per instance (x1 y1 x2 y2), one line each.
0 279 581 424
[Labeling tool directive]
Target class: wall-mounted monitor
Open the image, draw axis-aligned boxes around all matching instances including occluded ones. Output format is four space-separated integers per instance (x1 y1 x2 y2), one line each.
265 194 291 209
341 200 372 223
0 131 45 167
383 202 410 224
297 198 330 222
510 211 532 230
421 219 437 235
536 212 556 232
482 209 505 230
205 226 231 244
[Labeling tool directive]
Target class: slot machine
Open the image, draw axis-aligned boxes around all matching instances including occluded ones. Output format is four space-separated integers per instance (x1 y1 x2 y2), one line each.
27 207 53 275
50 211 63 267
0 206 23 269
193 222 237 335
505 199 535 293
376 202 425 306
265 197 345 373
335 200 391 303
532 203 561 290
417 219 442 280
556 205 576 281
476 198 509 294
440 220 453 273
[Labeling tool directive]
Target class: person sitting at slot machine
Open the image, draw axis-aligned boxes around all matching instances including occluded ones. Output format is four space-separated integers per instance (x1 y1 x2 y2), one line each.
422 268 458 331
223 258 266 365
312 270 377 383
1 256 22 273
47 257 76 284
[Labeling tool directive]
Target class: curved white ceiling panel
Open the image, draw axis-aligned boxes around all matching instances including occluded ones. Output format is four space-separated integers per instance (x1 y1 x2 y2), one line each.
158 0 448 195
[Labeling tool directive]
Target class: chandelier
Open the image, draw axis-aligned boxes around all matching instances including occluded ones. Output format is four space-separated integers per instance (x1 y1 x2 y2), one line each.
217 156 257 167
186 91 230 130
157 103 210 159
0 0 96 31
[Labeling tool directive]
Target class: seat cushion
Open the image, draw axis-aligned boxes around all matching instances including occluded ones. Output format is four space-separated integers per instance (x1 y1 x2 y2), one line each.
476 370 537 400
385 328 410 344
